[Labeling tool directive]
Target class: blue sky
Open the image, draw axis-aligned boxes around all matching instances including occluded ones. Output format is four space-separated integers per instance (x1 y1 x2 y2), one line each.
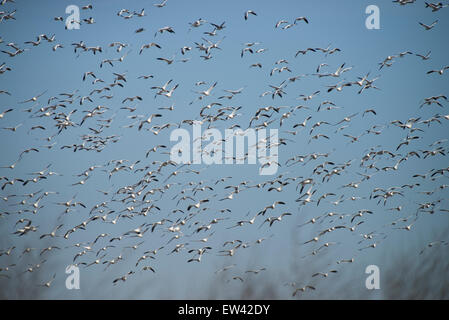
0 0 448 299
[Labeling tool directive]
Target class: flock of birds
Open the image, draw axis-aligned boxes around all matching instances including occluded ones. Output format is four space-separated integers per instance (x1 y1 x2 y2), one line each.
0 0 448 298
